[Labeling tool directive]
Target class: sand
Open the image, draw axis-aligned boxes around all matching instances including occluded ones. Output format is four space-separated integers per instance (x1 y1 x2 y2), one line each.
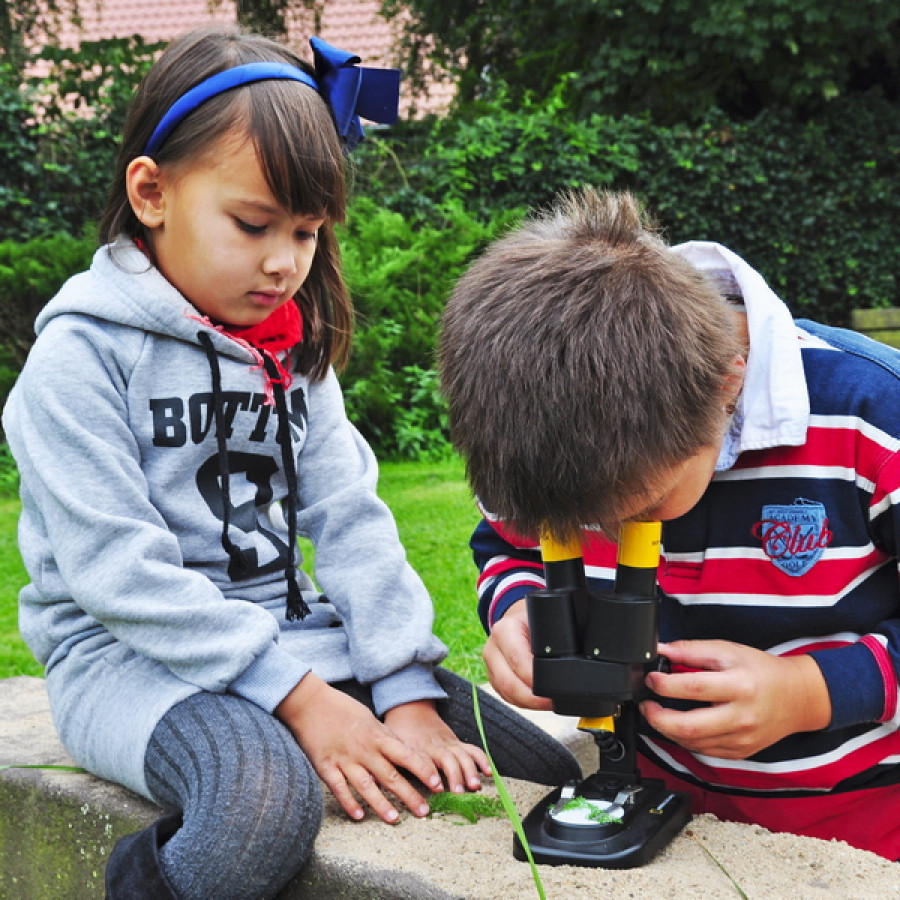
315 778 900 899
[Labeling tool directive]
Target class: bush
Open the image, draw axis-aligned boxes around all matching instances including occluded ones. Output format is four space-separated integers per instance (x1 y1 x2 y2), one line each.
362 88 900 326
0 231 97 369
630 95 900 324
356 80 645 222
0 230 96 435
338 197 514 458
0 37 161 242
414 79 645 219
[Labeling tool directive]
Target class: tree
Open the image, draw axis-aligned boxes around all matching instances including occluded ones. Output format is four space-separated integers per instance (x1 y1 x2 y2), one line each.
383 0 900 122
209 0 325 38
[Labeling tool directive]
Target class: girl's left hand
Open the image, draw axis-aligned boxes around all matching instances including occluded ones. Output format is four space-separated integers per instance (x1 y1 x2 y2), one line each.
640 639 832 759
384 700 491 794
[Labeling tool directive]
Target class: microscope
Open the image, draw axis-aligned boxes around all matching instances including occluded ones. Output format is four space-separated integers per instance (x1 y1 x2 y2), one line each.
515 521 691 868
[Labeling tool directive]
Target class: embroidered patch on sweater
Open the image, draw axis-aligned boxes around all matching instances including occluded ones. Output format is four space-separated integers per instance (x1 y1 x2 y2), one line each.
752 498 833 576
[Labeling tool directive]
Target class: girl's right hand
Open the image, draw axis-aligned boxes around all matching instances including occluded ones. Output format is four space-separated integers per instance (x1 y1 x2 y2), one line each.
274 672 443 824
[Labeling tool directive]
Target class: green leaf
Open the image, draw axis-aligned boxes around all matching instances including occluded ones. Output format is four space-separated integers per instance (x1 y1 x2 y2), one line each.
428 791 505 824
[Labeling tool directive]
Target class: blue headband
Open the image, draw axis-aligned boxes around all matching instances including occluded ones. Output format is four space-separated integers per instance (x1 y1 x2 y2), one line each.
144 36 400 156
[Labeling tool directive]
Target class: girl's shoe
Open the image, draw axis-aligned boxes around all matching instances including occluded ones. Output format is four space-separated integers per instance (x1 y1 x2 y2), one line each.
104 813 181 900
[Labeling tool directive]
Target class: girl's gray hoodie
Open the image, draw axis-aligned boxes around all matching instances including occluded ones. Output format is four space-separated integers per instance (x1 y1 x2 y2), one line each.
2 240 448 798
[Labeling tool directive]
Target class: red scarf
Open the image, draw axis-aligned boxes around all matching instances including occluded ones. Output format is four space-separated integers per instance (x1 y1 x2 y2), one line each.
221 300 303 354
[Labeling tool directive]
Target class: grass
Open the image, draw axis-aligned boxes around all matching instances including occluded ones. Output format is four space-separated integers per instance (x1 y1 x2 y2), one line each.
0 456 488 682
372 457 487 681
0 498 39 678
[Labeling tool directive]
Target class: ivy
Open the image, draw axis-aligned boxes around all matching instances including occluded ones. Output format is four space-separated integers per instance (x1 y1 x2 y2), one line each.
0 37 161 242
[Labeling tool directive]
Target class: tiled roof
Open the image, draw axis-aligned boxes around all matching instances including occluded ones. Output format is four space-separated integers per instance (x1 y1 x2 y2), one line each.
58 0 237 45
56 0 454 114
320 0 398 68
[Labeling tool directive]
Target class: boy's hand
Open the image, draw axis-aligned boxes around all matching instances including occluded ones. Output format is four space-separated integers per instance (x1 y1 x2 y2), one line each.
274 673 442 824
641 640 832 759
483 599 554 711
384 699 492 794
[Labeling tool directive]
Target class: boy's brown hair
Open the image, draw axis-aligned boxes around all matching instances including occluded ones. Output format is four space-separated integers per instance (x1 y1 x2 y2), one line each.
439 188 743 540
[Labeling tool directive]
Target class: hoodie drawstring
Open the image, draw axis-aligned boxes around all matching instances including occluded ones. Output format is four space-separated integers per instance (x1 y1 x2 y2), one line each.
262 353 310 621
198 331 310 621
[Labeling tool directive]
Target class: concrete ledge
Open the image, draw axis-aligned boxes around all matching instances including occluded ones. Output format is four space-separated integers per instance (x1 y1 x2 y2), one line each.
0 677 593 900
5 677 899 898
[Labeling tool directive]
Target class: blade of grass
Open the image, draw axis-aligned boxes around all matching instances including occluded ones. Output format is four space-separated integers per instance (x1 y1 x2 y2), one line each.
0 763 87 772
689 834 749 899
471 681 547 900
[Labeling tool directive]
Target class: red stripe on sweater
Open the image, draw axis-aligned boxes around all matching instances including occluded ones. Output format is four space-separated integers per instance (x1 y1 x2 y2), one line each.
860 634 899 721
659 553 890 601
732 423 895 481
646 729 900 793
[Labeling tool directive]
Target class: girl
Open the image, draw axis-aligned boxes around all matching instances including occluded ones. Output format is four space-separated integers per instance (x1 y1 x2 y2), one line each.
3 27 579 900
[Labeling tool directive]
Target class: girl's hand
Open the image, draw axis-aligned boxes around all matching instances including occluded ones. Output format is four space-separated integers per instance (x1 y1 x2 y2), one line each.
275 673 443 824
641 640 832 759
383 699 492 794
483 599 554 711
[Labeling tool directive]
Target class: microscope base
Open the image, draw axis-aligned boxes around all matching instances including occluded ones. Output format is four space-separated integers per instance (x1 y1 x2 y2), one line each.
513 775 691 868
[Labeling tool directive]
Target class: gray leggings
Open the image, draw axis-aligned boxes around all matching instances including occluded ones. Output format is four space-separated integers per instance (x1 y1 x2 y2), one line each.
145 668 580 900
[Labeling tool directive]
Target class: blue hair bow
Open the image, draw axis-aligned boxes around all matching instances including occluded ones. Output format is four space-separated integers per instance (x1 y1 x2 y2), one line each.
144 37 400 156
310 36 400 151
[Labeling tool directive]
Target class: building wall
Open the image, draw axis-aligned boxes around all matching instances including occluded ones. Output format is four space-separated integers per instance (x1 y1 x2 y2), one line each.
56 0 453 115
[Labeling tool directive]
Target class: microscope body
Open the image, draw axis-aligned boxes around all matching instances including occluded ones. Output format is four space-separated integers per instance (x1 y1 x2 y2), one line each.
514 522 691 868
527 521 661 719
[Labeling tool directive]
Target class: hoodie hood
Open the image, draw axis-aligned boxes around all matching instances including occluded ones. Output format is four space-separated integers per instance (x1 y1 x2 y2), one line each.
36 239 258 365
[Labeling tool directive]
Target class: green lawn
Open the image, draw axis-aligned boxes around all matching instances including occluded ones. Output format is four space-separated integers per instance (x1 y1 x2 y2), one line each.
0 457 488 682
372 457 487 681
0 498 39 678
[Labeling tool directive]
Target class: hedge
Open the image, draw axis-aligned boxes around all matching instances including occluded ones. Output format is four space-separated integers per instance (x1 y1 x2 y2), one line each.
2 75 897 457
359 87 899 327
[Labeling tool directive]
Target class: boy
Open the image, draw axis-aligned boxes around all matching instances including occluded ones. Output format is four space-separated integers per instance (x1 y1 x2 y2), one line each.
438 188 900 859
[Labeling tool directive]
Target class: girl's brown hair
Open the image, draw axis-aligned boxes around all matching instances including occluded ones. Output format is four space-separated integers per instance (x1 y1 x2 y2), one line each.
100 26 351 378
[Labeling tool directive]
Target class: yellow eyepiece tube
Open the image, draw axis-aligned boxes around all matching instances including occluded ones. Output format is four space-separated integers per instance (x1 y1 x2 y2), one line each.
617 520 662 570
539 532 583 563
539 530 586 595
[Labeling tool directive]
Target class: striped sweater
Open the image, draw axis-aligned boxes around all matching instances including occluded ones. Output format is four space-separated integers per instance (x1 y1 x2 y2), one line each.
471 257 900 857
